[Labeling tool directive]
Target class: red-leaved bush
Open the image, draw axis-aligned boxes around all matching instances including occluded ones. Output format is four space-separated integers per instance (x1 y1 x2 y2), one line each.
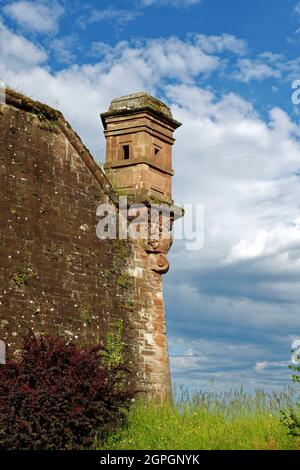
0 333 135 450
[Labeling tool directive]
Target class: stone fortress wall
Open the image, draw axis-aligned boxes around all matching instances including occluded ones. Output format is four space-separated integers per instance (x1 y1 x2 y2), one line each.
0 89 182 399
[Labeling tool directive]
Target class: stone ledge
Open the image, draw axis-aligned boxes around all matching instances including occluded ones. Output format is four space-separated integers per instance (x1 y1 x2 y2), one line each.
104 157 174 176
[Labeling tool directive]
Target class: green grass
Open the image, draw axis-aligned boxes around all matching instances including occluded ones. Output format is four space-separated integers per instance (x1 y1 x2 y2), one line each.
99 388 300 450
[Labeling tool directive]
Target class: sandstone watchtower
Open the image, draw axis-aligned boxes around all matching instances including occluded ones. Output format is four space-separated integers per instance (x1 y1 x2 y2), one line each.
101 93 182 400
101 92 181 205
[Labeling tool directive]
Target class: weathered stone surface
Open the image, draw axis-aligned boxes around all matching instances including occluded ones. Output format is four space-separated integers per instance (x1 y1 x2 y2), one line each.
0 89 133 377
0 89 182 401
102 92 182 205
102 92 181 128
101 92 183 400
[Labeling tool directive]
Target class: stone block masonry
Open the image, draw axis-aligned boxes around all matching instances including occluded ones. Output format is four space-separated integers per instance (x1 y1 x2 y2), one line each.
0 88 182 400
101 93 183 400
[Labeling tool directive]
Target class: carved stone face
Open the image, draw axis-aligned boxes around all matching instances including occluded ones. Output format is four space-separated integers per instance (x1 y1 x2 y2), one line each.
126 204 174 274
148 237 160 250
144 232 173 253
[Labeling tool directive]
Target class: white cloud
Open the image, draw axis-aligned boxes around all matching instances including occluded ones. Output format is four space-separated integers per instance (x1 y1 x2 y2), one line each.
77 7 141 30
49 36 77 64
255 361 287 372
3 0 64 34
171 354 208 370
196 33 247 55
226 218 300 264
89 36 220 87
254 361 268 372
140 0 201 7
232 52 300 83
0 19 47 71
233 58 281 82
167 85 300 246
0 32 222 159
169 333 292 392
166 281 297 391
163 81 300 382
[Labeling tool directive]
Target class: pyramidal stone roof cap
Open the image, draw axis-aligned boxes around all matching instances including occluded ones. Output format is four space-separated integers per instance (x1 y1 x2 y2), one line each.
101 92 182 129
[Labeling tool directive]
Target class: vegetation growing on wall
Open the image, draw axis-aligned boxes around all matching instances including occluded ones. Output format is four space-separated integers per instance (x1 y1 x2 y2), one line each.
100 319 125 369
11 266 36 288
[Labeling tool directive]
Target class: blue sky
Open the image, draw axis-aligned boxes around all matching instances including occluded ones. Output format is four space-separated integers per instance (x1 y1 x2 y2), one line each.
1 0 300 393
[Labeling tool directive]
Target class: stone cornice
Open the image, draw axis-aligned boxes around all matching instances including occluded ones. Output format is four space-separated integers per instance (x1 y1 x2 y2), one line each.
101 92 182 131
101 106 181 131
104 157 174 176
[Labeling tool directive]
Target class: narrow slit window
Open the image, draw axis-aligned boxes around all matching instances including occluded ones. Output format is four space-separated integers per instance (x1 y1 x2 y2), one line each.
123 145 130 160
154 147 160 157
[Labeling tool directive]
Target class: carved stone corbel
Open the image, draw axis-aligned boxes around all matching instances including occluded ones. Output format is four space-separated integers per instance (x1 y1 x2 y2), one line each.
143 211 174 274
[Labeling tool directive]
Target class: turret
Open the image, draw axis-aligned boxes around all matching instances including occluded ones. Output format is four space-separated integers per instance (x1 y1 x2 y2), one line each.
101 92 181 205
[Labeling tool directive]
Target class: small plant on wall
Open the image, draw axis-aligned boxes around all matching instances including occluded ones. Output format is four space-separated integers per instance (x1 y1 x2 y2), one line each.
100 319 125 369
11 266 37 288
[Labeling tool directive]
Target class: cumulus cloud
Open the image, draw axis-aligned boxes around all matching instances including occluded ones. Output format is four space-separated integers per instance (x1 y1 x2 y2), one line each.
166 281 298 391
162 79 300 390
233 58 281 82
196 33 247 55
232 51 300 83
3 0 64 34
89 36 220 89
49 36 77 65
0 31 225 159
226 218 300 264
0 19 47 70
169 333 291 392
